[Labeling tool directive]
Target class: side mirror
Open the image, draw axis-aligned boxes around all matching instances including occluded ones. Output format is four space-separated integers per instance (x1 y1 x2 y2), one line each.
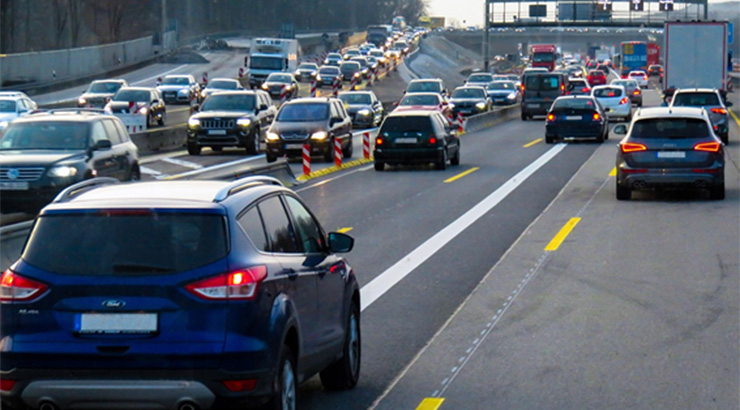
93 139 112 151
151 100 159 105
613 124 628 135
260 103 268 111
328 232 354 253
726 101 734 107
191 104 200 112
330 117 341 126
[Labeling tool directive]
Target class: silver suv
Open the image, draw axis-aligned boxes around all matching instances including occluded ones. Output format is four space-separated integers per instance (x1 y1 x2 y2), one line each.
669 88 732 144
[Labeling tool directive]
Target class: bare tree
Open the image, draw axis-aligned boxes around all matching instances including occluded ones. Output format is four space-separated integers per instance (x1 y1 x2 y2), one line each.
69 0 84 47
51 0 69 48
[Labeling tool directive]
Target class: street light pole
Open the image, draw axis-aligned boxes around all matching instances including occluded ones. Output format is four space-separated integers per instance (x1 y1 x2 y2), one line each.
484 0 490 71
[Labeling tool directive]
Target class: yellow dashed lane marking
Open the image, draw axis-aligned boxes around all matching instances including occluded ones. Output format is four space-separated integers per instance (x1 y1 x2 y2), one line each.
523 138 543 148
337 227 353 233
609 167 617 177
415 398 445 410
545 217 581 251
729 109 740 127
444 167 479 183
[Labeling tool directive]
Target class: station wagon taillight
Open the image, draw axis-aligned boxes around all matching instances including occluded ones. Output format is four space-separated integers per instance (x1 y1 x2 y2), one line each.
185 266 268 300
694 142 721 152
546 113 555 121
710 108 727 115
621 142 647 153
0 270 48 302
593 113 601 120
619 97 629 105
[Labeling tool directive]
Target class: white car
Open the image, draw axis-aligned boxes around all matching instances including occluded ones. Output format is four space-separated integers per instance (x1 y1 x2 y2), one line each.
200 78 245 99
156 74 200 104
628 70 649 89
0 95 37 131
591 85 632 121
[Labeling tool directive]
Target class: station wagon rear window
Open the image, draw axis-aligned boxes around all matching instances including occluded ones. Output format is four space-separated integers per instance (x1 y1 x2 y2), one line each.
629 118 710 139
671 92 721 107
381 116 433 133
23 212 228 276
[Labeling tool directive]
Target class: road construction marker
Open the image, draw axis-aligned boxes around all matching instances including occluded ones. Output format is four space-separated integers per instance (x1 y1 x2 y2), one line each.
444 167 479 183
545 217 581 251
415 398 444 410
523 138 543 148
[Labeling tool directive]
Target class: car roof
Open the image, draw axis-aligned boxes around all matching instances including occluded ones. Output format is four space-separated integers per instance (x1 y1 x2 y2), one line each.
209 78 239 83
205 90 256 96
387 109 438 118
592 84 624 91
118 86 154 92
633 106 709 120
13 111 106 124
555 95 595 101
410 79 442 83
285 97 336 105
164 74 192 78
673 88 719 94
92 79 126 84
402 92 441 98
339 91 373 96
453 86 486 92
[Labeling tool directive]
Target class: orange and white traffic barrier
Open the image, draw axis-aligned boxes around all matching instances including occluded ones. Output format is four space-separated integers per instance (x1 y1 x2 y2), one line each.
310 79 317 97
334 138 342 167
202 72 208 85
156 77 162 87
280 85 287 104
302 144 311 175
333 77 340 97
350 75 358 91
446 111 454 126
238 67 244 78
457 113 464 133
363 132 370 159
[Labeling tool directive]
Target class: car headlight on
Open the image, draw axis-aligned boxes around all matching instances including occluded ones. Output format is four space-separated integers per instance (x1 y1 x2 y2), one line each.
266 132 280 141
476 102 487 109
311 131 328 140
78 97 87 105
354 72 361 78
285 85 293 90
261 84 269 90
138 107 148 115
48 165 78 178
295 70 301 76
236 118 252 127
0 121 8 130
357 109 372 116
188 118 201 128
178 89 188 95
201 90 208 98
507 92 517 99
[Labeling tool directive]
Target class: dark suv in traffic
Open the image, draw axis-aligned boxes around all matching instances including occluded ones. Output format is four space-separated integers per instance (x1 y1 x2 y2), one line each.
0 110 140 213
266 98 353 162
0 176 361 410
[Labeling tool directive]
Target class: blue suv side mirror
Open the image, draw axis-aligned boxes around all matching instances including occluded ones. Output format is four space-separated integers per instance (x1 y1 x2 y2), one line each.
328 232 354 253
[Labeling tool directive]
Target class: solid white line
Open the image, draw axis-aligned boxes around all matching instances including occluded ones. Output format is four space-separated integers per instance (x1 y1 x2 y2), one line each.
162 157 203 170
131 64 189 86
359 143 567 312
139 166 163 176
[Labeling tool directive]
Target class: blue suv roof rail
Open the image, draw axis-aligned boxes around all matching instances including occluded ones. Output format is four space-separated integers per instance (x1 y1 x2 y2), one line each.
213 176 284 202
52 177 121 203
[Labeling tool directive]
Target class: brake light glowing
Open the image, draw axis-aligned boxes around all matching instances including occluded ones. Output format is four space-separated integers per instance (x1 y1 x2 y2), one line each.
0 270 48 302
593 113 600 120
633 89 640 95
621 142 647 153
429 137 437 144
710 108 727 115
694 142 721 152
546 113 555 121
582 87 590 93
185 266 268 300
643 75 647 81
375 137 383 146
0 379 15 392
619 97 629 105
223 379 258 392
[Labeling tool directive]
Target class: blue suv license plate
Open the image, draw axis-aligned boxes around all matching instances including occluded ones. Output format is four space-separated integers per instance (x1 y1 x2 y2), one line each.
76 313 158 334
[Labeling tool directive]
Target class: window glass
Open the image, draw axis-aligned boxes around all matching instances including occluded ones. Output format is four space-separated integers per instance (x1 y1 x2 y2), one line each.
380 116 432 133
277 103 329 122
258 196 299 253
238 206 269 252
593 87 622 98
630 118 710 139
525 75 559 91
0 122 89 150
91 121 107 143
285 196 325 253
102 119 122 144
672 92 720 107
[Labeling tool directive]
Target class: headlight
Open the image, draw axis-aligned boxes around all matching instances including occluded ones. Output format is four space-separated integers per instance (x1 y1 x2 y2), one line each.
188 118 201 127
0 121 8 130
295 70 301 76
285 85 293 90
475 102 487 109
354 72 361 78
78 97 86 105
178 89 188 95
507 92 517 99
357 109 372 116
261 84 269 90
311 131 328 140
201 90 207 97
266 132 280 141
48 166 78 178
138 107 148 115
236 118 252 127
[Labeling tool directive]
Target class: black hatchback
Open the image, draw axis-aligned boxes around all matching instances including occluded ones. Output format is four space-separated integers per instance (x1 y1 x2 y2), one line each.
545 96 608 143
373 110 460 171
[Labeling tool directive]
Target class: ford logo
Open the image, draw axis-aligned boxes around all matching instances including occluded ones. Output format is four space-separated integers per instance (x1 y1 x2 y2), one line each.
6 168 19 180
102 299 126 309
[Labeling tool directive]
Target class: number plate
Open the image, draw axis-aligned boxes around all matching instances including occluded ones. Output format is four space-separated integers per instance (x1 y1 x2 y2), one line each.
0 182 29 191
207 129 227 135
565 115 582 120
657 151 686 158
528 103 540 108
395 138 417 144
76 313 157 334
285 143 305 149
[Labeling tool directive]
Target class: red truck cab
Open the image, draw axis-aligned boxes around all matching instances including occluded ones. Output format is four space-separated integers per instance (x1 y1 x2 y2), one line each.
529 44 558 71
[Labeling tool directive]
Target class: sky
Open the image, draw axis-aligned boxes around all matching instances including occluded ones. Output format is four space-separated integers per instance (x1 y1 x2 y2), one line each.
425 0 738 28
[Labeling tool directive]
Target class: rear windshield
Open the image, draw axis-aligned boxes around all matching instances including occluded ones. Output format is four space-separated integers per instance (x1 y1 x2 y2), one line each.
23 212 228 276
201 94 255 111
381 116 433 133
552 98 597 110
593 87 623 98
407 81 442 93
630 118 710 139
339 93 372 104
525 75 559 91
0 122 89 150
88 82 123 93
277 103 329 121
672 92 720 107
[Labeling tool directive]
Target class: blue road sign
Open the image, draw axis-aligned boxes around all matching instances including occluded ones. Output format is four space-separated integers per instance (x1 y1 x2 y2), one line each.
728 22 733 45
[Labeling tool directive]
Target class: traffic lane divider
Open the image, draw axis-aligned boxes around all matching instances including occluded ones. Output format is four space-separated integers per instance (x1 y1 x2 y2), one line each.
415 397 445 410
296 157 373 182
523 138 543 148
444 167 479 183
462 104 520 134
544 217 581 251
130 123 187 155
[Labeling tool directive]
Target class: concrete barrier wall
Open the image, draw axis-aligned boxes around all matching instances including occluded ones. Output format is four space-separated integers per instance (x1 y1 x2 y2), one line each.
464 104 521 133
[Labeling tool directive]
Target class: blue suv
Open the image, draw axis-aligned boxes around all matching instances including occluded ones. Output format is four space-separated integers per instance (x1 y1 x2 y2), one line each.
0 176 360 410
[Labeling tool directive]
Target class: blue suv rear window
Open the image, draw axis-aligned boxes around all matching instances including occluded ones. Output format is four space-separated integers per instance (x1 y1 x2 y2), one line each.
23 212 228 275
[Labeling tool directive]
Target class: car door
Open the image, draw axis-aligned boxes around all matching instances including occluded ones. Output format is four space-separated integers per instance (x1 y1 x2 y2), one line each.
283 195 346 358
101 119 131 180
433 113 457 157
89 120 119 178
256 195 323 368
331 101 352 149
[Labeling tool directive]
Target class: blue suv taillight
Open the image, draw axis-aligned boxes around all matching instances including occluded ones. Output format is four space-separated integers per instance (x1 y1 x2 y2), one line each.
185 266 267 300
1 270 48 302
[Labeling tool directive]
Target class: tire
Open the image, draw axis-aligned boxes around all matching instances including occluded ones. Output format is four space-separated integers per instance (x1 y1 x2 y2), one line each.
435 150 447 170
616 182 631 200
247 128 260 155
450 146 460 166
267 346 297 410
157 111 165 126
320 302 361 390
324 140 334 162
595 131 604 143
211 146 223 152
603 126 609 141
374 161 384 171
521 111 528 121
266 153 277 163
720 133 728 145
128 165 141 181
187 143 201 156
710 182 725 200
342 136 353 158
545 135 554 144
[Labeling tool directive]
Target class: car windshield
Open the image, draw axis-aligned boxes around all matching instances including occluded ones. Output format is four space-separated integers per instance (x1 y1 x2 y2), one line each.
407 82 442 93
630 118 710 139
452 88 485 98
319 68 339 75
468 74 492 83
277 103 329 121
593 87 623 98
113 90 150 102
381 116 433 132
488 82 515 90
162 77 190 85
207 80 238 90
250 56 284 70
341 63 361 73
532 52 555 62
552 98 596 110
201 94 255 111
672 92 721 107
88 82 123 93
339 93 372 105
267 74 292 83
0 100 17 112
0 122 89 150
23 212 228 276
298 64 317 70
400 94 439 106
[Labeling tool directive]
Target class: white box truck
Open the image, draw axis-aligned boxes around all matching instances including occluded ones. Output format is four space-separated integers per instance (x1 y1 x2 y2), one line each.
664 21 729 98
247 38 299 88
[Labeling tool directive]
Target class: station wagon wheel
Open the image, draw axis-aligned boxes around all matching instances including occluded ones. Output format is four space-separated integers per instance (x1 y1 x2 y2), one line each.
128 165 141 181
320 302 361 390
269 346 296 410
